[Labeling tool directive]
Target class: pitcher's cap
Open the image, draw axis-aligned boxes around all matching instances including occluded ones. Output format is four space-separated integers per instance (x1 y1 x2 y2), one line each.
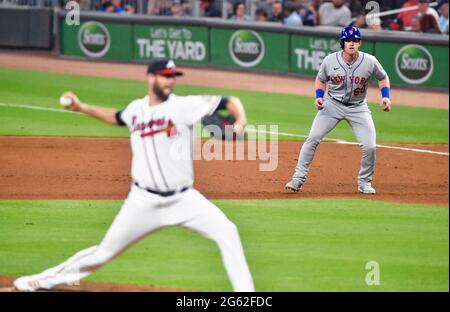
147 59 183 76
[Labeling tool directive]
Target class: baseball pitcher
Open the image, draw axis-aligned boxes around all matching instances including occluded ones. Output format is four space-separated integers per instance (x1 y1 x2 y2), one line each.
14 60 254 292
286 26 391 194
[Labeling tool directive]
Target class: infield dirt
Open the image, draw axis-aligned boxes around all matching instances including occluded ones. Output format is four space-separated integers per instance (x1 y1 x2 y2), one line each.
0 136 447 205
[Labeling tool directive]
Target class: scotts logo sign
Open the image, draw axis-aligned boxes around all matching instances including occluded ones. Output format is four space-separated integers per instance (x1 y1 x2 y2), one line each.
395 45 433 85
229 30 265 67
78 22 110 58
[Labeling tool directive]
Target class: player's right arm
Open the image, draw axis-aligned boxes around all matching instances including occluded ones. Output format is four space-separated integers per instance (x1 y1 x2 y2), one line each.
60 91 119 126
315 54 330 111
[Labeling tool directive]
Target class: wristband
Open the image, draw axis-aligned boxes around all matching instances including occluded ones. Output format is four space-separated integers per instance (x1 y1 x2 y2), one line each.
381 87 390 99
315 89 325 99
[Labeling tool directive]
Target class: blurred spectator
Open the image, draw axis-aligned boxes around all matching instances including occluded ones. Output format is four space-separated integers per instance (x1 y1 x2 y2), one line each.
147 0 172 15
389 17 404 30
229 1 252 21
168 1 184 17
268 0 284 22
348 0 405 15
98 0 125 13
418 0 439 24
165 0 191 17
362 1 406 28
347 0 364 16
438 1 449 34
99 0 116 13
385 0 406 10
285 0 307 8
408 14 423 31
255 0 276 13
201 0 223 17
420 14 442 33
398 0 420 28
309 0 322 25
288 0 309 9
112 0 125 13
299 1 319 26
181 0 193 15
78 0 92 11
367 16 383 30
349 12 367 28
319 0 352 26
125 4 135 14
283 2 303 25
255 8 269 22
312 0 323 9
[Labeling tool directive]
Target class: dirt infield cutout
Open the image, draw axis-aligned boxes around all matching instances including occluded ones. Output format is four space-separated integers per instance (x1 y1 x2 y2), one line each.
0 136 447 205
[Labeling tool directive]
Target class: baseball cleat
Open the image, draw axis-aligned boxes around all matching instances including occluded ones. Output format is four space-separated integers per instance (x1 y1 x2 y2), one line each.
285 180 302 193
13 276 42 292
358 185 376 194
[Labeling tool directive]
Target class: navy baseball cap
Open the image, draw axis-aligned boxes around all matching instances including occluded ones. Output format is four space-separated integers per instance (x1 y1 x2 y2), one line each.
147 59 184 77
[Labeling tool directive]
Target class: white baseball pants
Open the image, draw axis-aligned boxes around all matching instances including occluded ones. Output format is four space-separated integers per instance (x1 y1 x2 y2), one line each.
25 185 255 292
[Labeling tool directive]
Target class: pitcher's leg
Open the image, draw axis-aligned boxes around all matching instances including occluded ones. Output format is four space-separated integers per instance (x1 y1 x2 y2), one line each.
291 105 341 187
175 189 254 292
14 188 165 291
347 109 377 188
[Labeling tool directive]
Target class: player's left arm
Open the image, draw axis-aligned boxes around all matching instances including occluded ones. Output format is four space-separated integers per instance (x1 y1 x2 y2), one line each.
224 96 247 135
372 56 391 112
378 75 391 112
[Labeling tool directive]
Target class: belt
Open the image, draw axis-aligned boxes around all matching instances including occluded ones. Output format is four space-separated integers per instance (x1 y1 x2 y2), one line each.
329 95 363 107
133 181 189 197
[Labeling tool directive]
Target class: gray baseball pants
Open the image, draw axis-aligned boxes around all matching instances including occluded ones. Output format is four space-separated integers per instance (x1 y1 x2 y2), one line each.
292 99 376 188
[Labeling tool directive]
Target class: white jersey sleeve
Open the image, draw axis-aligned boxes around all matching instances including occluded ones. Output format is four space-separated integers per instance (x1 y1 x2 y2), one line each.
175 95 222 126
116 99 142 129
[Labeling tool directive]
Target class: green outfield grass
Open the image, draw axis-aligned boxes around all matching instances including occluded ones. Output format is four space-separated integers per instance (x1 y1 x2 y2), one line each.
0 199 447 292
0 68 448 143
1 67 448 292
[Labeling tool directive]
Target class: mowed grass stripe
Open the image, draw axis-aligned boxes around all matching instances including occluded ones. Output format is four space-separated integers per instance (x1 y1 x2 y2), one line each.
0 199 447 291
0 67 448 143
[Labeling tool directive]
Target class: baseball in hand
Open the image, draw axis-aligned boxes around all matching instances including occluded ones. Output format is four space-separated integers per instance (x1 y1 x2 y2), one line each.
59 96 73 107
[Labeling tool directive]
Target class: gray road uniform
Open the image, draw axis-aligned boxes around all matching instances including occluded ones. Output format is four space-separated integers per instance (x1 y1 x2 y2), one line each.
291 51 388 189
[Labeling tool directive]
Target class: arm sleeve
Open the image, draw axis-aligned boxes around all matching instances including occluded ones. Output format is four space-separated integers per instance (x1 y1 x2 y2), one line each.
178 95 223 126
372 56 387 81
214 96 229 112
116 100 138 129
115 111 126 126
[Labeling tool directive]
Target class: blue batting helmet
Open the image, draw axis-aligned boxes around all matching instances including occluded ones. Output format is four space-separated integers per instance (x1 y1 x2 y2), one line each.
340 26 362 49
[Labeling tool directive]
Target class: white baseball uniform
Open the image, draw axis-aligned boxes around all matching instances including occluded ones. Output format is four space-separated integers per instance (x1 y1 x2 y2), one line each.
16 94 254 292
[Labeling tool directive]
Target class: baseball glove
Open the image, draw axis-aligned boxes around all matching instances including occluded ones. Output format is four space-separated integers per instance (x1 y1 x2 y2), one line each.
202 111 240 141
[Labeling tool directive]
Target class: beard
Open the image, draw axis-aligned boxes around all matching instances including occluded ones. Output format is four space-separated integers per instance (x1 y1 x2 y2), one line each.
153 83 171 102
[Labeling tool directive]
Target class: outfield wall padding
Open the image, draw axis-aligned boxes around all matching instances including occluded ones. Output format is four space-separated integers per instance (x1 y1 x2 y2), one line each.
56 11 449 90
0 7 52 49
